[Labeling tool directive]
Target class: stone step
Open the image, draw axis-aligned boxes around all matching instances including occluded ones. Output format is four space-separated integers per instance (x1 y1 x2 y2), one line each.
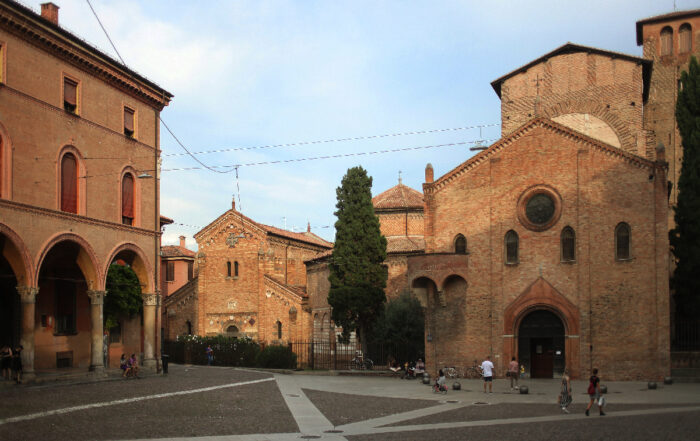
671 368 700 382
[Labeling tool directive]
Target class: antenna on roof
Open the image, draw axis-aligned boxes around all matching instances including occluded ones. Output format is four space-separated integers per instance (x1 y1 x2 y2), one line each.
398 170 402 185
470 126 488 151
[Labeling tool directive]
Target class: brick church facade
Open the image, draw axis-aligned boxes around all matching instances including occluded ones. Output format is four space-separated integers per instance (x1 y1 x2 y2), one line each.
304 9 698 380
0 1 171 377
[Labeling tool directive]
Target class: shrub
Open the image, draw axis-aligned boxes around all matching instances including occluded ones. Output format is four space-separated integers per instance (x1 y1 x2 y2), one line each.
256 345 297 369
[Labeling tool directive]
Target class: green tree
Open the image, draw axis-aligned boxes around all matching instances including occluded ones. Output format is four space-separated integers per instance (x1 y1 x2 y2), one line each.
104 264 143 330
671 55 700 318
328 166 388 348
369 291 425 363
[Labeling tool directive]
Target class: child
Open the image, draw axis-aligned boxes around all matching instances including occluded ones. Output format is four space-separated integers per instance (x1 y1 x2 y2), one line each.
128 354 139 378
120 354 128 377
559 368 572 413
434 369 447 393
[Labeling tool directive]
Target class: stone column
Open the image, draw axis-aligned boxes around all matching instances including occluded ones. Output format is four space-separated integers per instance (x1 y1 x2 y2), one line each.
142 293 158 369
17 286 39 382
87 290 107 373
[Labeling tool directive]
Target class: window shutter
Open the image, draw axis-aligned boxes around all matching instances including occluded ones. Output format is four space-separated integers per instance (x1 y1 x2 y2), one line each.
122 173 134 221
64 78 77 106
661 28 673 56
61 153 78 213
124 107 134 133
166 261 174 281
680 25 692 53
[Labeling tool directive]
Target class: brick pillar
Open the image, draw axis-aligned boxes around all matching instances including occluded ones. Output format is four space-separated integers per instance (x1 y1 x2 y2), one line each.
142 293 158 369
17 286 38 382
87 290 106 373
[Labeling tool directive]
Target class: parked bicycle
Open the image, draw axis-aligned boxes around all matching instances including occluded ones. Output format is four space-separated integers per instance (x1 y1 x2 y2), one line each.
351 351 374 370
464 360 482 379
444 366 460 379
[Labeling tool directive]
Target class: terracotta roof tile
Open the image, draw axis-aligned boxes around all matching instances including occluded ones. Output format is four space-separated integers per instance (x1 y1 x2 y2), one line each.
386 236 425 253
161 245 195 258
260 223 333 248
373 183 424 210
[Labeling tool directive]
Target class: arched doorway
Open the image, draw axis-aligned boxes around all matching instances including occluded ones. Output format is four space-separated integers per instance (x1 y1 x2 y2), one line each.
225 325 238 338
0 244 20 348
518 309 565 378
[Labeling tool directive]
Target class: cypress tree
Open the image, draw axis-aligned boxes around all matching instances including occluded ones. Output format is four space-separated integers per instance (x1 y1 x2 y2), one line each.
671 56 700 317
328 166 388 348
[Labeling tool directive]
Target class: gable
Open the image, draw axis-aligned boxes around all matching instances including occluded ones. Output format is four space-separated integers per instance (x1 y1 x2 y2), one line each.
427 118 659 197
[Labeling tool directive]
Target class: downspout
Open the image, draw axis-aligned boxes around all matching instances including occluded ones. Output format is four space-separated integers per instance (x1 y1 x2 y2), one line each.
155 109 161 370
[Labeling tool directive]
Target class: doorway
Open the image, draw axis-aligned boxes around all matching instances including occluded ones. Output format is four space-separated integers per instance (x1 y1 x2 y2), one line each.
518 309 565 378
0 252 19 348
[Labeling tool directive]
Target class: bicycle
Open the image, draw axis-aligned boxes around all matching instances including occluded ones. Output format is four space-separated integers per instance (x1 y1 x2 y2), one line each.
350 352 374 370
444 366 459 379
464 360 482 379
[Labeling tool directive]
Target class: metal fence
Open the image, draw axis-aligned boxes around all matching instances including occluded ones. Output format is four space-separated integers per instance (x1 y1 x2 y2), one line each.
673 319 700 351
289 341 421 370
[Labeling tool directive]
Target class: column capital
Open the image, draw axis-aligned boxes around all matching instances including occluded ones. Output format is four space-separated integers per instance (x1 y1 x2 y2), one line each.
16 286 39 304
87 290 107 305
142 293 158 306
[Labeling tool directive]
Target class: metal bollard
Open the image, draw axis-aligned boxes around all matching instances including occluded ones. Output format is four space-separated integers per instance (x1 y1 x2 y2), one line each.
422 373 431 384
452 381 461 391
647 382 657 389
519 385 529 394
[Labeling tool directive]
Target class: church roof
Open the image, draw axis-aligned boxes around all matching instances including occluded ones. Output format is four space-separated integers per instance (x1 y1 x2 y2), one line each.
428 117 660 196
490 43 652 101
373 183 424 210
636 9 700 45
386 236 425 254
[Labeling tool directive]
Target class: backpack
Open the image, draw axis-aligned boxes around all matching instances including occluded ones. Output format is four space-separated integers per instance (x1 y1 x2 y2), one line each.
587 378 596 394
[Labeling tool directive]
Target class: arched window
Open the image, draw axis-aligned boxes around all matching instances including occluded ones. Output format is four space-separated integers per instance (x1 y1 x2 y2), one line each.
186 320 192 335
680 23 692 53
615 223 631 260
234 261 239 277
226 325 239 338
277 321 282 339
121 173 134 225
454 234 467 254
505 230 519 264
561 227 576 262
60 153 78 213
661 26 673 56
226 261 232 277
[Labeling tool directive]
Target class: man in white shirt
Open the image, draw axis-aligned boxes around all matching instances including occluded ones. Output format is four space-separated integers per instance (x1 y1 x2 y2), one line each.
481 356 495 393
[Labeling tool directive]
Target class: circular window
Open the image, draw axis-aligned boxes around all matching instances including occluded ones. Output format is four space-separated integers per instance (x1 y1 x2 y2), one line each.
517 185 562 232
525 193 555 225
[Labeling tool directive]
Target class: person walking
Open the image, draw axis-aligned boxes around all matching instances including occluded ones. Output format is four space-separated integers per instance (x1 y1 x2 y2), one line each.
585 368 605 416
11 345 23 384
206 345 214 366
559 368 572 413
507 357 519 390
1 345 12 381
481 355 495 393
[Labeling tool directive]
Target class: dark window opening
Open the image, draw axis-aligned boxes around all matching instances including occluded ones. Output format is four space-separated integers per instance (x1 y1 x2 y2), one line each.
226 261 232 277
505 230 519 264
63 77 78 113
187 261 194 281
124 107 135 137
166 261 174 282
186 320 192 335
454 235 467 254
277 321 282 339
55 280 76 335
615 223 631 260
561 227 576 262
234 261 239 277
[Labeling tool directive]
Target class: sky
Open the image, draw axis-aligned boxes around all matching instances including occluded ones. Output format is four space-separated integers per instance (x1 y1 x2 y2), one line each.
39 0 700 248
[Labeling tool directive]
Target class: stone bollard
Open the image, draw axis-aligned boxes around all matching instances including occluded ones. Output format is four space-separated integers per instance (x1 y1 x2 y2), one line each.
519 385 529 394
452 381 461 391
648 382 657 390
422 373 431 384
600 385 607 394
664 377 673 385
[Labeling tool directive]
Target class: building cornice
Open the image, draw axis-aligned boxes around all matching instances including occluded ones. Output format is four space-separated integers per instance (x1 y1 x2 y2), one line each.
0 198 159 237
426 118 664 196
0 0 172 109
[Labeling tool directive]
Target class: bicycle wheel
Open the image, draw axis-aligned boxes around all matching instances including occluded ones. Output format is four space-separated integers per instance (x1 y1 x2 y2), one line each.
364 359 374 370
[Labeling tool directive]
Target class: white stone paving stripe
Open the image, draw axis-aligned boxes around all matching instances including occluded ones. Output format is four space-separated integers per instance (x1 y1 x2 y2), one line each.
0 377 275 426
338 405 700 436
336 401 469 433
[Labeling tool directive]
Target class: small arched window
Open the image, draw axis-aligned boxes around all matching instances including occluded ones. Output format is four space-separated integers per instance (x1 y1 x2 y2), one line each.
277 321 282 339
186 320 192 335
60 153 78 213
234 261 239 277
505 230 519 264
454 234 467 254
680 23 692 53
561 227 576 262
226 261 232 277
661 26 673 56
226 325 239 338
121 173 134 225
615 223 631 260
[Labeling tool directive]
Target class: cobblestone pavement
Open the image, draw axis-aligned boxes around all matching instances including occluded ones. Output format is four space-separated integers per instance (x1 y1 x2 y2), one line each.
1 365 699 441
